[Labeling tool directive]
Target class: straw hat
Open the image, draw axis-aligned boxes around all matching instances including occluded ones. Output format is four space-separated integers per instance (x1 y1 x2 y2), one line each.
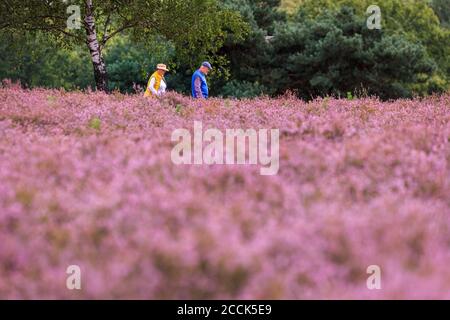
156 64 169 72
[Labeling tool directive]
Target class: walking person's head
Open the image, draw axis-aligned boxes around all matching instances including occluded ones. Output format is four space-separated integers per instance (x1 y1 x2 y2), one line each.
156 63 169 76
199 61 212 75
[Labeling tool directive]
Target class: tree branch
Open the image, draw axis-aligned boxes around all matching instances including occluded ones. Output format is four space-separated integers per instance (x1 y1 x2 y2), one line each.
101 12 112 45
30 25 85 42
101 22 138 46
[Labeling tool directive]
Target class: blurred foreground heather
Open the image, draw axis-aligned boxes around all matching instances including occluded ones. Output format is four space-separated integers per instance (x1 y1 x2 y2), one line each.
0 84 449 299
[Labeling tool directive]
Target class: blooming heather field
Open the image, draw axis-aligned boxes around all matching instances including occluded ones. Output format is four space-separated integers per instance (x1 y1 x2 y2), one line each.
0 83 449 299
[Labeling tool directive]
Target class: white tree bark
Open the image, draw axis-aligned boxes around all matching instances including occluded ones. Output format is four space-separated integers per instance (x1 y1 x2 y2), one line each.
84 0 108 92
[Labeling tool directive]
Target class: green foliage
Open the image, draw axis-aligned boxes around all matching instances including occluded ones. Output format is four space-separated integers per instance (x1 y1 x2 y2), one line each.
271 7 436 100
1 0 249 90
220 80 268 98
0 30 94 90
216 0 284 96
346 92 354 100
296 0 450 89
431 0 450 28
222 0 286 33
218 0 448 99
280 0 303 14
105 36 175 93
88 117 102 131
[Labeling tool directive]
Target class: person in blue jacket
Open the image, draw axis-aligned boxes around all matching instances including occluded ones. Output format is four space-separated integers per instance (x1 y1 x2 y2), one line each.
191 61 212 99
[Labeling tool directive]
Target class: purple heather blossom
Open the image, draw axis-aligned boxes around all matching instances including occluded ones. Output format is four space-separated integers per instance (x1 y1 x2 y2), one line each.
0 83 449 299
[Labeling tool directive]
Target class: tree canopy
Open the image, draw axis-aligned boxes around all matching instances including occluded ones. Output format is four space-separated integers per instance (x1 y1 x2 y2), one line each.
0 0 248 91
218 0 448 99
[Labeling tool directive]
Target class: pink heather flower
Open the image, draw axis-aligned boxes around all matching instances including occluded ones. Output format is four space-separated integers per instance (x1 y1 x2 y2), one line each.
0 86 449 299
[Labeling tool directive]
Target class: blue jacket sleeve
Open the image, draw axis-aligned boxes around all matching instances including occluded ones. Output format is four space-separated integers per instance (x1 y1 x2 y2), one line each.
194 77 204 98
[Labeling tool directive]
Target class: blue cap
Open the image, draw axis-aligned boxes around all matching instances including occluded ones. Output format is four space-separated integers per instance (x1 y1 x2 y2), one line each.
202 61 212 70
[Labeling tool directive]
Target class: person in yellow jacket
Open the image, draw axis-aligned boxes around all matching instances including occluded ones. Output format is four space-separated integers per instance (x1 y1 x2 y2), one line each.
144 64 169 98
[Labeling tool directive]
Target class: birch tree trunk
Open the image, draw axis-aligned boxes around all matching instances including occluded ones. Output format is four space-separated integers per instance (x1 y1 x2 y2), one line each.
84 0 108 92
